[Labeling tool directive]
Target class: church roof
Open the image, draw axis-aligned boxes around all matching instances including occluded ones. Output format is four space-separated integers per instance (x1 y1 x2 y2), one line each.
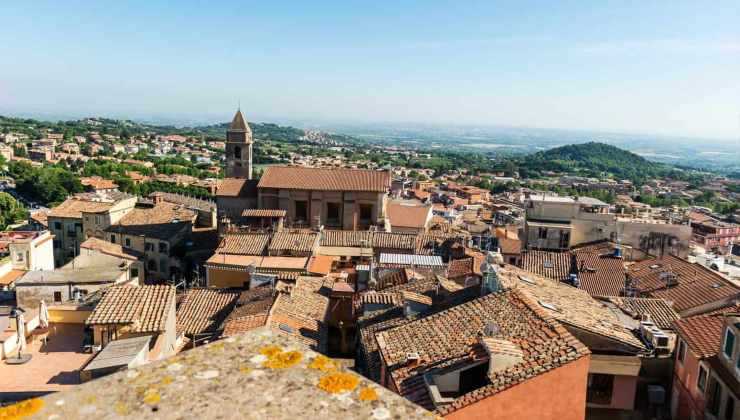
258 166 391 192
229 110 251 133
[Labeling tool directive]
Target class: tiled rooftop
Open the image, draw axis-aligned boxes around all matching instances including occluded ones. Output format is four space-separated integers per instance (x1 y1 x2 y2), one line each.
505 265 646 351
376 289 590 414
268 277 331 351
176 288 240 336
606 297 680 330
258 166 391 192
268 231 318 255
673 314 726 358
628 254 740 314
216 178 258 197
86 285 175 333
217 232 271 255
107 202 196 240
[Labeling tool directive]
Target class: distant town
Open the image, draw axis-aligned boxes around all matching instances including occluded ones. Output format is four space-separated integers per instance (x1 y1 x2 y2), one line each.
0 110 739 419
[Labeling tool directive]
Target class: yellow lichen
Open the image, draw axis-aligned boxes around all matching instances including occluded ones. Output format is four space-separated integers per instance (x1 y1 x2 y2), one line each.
114 401 130 416
160 375 174 386
239 364 252 374
143 389 161 406
358 387 379 402
263 350 302 369
317 372 360 394
259 345 283 357
308 355 338 372
0 397 44 419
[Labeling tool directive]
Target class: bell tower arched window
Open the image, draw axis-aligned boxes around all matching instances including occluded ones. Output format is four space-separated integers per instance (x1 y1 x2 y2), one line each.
234 146 242 159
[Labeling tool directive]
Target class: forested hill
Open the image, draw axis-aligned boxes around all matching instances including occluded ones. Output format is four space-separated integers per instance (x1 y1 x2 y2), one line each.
516 142 666 183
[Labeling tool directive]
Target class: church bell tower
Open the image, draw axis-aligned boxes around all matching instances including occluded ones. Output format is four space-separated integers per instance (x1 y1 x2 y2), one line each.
225 109 253 179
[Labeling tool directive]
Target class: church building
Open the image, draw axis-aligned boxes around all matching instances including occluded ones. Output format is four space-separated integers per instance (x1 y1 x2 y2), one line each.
216 110 391 231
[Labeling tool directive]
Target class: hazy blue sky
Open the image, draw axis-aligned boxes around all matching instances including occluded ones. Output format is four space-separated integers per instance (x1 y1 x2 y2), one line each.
1 1 739 139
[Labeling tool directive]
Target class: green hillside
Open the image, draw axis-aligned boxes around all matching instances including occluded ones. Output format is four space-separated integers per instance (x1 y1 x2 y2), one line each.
517 142 665 183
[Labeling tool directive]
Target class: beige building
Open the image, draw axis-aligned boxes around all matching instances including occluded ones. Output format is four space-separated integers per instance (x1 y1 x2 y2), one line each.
48 191 137 267
14 252 139 310
524 194 691 257
105 198 196 281
257 166 390 230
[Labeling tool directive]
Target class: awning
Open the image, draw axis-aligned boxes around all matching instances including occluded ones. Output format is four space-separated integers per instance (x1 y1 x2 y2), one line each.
589 354 641 376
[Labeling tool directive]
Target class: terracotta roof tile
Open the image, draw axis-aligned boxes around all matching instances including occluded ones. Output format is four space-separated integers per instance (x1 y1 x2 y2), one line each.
673 315 726 358
376 289 589 414
176 288 240 336
267 276 330 351
505 265 646 351
107 201 196 240
629 254 740 314
387 202 431 229
86 285 174 333
268 231 318 255
241 209 286 218
607 297 680 330
216 178 258 197
258 166 390 192
217 233 270 255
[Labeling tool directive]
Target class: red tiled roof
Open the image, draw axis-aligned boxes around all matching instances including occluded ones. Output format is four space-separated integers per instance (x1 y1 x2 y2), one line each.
216 178 258 197
376 289 590 414
258 166 390 192
176 288 240 336
387 202 431 229
629 254 740 314
86 285 174 333
673 315 726 358
217 233 270 255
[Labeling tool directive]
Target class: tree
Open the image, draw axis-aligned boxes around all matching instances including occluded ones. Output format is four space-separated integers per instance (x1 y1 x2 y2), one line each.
0 192 27 230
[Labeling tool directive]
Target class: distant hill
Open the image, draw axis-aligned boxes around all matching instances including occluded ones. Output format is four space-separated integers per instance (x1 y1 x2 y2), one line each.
516 142 666 182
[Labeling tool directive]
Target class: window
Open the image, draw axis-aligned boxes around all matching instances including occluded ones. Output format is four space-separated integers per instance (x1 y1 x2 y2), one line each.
53 291 62 303
726 397 735 420
110 234 116 244
359 204 373 222
234 146 242 159
54 221 62 230
538 227 548 239
677 340 686 364
708 379 722 416
145 242 154 252
131 268 139 278
724 328 735 359
587 374 614 405
147 259 157 271
158 242 168 253
159 258 168 274
95 215 102 224
14 252 24 262
295 200 308 222
53 239 61 249
697 365 707 391
326 202 341 225
124 238 131 247
559 231 570 248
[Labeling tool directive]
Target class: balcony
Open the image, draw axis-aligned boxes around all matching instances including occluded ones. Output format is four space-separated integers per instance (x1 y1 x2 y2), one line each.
1 327 430 419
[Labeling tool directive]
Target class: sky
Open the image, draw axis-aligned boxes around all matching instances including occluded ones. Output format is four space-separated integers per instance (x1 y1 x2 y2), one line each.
1 1 739 140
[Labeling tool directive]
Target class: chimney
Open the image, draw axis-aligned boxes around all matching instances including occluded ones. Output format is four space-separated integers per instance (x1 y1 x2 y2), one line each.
479 337 524 376
405 352 421 368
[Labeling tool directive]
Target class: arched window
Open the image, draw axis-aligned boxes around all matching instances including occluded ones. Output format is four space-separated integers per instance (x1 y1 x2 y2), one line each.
234 146 242 159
